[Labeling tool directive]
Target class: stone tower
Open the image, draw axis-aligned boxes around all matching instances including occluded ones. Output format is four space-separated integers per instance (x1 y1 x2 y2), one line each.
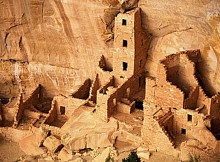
113 8 147 80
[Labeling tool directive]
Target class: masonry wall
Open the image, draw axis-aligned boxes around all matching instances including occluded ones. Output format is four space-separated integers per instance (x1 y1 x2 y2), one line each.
161 54 198 98
184 86 199 110
53 95 86 118
197 87 211 114
174 108 217 149
89 74 100 104
96 74 144 121
143 78 178 154
178 55 198 97
156 64 184 110
142 114 176 155
173 109 205 137
23 86 40 109
113 8 148 79
96 67 113 86
44 100 57 124
13 94 23 127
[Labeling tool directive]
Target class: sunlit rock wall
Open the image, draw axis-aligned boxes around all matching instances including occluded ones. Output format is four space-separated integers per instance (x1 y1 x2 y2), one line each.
0 0 219 97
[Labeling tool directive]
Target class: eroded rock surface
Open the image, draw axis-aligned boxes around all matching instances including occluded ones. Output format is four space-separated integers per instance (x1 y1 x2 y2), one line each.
0 0 220 162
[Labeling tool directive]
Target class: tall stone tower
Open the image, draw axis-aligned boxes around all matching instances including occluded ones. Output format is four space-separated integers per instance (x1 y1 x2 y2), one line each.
113 8 147 80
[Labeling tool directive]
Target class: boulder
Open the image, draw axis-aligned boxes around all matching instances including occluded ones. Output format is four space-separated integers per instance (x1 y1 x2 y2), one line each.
137 146 150 160
58 148 73 161
137 152 150 160
68 136 86 151
93 147 111 162
43 136 63 153
35 127 49 147
87 133 112 149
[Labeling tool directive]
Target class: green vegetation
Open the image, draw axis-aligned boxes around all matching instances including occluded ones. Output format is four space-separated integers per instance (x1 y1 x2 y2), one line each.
122 152 140 162
105 153 114 162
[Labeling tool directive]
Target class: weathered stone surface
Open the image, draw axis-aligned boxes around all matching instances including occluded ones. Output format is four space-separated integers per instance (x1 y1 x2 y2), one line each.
35 127 49 147
0 0 219 97
58 148 73 162
61 110 118 151
137 152 150 160
68 136 86 151
69 157 84 162
19 134 45 156
43 135 62 153
0 1 220 161
140 0 220 95
92 147 111 162
86 133 112 149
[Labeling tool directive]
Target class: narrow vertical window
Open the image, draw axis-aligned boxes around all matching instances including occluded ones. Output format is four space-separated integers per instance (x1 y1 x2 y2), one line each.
123 40 128 47
187 114 192 122
122 19 127 26
123 62 128 71
60 106 65 115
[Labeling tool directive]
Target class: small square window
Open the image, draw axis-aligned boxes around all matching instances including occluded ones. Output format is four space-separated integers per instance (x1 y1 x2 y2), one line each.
181 128 186 135
187 114 192 122
122 19 127 26
123 40 128 47
123 62 128 71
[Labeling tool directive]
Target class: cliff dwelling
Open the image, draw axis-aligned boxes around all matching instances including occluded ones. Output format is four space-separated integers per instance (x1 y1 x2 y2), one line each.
0 0 220 162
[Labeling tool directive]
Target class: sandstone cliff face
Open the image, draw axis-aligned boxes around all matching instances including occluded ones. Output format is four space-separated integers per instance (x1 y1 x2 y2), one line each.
140 0 220 96
0 0 219 97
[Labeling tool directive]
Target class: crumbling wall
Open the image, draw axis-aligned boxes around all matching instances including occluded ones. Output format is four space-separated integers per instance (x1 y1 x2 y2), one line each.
184 86 199 110
160 53 198 98
53 95 86 118
142 104 176 155
155 110 174 138
197 87 211 113
185 50 201 64
72 79 91 99
96 77 115 121
44 101 57 125
41 124 61 136
96 73 144 120
13 93 23 127
1 96 23 126
156 64 184 110
89 74 100 104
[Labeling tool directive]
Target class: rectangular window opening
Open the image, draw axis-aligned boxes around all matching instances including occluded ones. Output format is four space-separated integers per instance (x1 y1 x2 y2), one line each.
181 128 186 135
187 114 192 122
123 40 128 47
60 106 65 115
122 19 127 26
123 62 128 71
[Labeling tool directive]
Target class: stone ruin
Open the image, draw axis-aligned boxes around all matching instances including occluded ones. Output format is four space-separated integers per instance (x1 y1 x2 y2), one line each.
0 7 220 162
